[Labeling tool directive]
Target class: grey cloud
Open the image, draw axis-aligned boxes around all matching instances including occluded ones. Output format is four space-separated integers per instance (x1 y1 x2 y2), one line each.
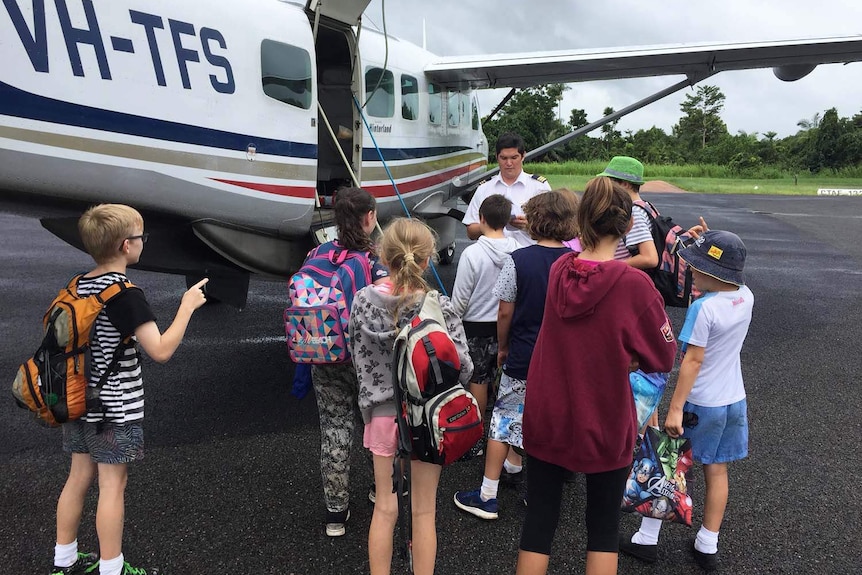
365 0 862 137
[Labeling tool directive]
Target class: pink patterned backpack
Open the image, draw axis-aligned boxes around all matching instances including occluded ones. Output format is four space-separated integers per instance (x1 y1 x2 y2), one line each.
285 243 372 364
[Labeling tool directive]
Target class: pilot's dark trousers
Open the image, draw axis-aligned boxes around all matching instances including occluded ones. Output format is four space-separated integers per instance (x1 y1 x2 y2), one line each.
312 363 360 512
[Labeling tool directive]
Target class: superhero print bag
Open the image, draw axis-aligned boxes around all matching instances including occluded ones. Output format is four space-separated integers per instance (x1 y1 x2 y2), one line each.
621 426 694 526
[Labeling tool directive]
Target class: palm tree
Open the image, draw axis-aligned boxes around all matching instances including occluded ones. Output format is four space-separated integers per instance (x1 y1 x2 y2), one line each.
797 112 822 131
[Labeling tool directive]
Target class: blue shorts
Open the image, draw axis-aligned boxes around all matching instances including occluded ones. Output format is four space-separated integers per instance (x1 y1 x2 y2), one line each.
63 420 144 464
682 399 748 464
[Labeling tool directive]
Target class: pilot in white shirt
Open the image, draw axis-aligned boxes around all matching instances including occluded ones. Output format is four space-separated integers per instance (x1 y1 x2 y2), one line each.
462 132 551 247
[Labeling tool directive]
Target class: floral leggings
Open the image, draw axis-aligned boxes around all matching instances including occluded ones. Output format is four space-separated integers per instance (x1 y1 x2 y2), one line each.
312 363 361 513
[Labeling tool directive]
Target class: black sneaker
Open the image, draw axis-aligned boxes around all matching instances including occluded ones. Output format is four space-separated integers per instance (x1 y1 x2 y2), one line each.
500 468 524 487
325 508 350 537
457 438 485 462
369 479 409 504
50 552 99 575
691 540 718 571
619 534 658 563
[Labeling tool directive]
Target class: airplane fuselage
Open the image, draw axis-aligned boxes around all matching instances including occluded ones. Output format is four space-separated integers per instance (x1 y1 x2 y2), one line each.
0 0 488 292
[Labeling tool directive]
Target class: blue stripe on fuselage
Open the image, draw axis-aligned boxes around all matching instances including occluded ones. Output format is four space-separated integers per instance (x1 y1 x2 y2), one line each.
1 81 477 163
361 145 474 162
0 79 317 158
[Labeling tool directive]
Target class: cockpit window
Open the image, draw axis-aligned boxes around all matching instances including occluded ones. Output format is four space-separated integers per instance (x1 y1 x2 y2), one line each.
428 83 442 125
365 67 395 118
261 39 312 109
448 91 460 127
401 74 419 121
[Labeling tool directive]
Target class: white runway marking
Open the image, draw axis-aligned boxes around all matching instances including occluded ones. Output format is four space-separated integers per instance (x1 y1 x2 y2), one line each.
751 211 862 219
182 335 285 346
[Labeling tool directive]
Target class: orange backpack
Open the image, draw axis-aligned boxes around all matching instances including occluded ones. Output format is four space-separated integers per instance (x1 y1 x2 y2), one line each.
12 275 136 426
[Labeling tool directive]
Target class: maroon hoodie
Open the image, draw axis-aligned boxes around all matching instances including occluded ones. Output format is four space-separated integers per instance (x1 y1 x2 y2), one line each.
523 254 677 473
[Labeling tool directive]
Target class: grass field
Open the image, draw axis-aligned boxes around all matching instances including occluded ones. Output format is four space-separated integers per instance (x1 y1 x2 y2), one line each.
523 161 862 194
542 174 862 194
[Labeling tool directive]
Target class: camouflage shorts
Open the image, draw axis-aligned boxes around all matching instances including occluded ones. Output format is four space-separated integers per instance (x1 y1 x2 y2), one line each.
467 335 499 386
62 420 144 464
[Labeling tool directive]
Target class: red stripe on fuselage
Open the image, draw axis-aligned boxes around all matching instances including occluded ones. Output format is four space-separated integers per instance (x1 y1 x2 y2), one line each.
211 160 486 199
211 179 317 198
363 161 487 197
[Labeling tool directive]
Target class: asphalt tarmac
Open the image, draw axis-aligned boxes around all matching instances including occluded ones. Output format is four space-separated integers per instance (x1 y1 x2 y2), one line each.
1 193 861 574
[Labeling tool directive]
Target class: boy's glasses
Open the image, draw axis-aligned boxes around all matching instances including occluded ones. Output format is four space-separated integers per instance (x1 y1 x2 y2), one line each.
126 233 149 244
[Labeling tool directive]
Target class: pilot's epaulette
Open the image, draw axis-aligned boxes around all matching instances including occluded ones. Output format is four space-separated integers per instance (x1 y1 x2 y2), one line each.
476 179 489 186
531 174 548 183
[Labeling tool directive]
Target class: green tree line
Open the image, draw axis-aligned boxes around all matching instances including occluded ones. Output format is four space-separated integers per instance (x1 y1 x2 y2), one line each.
481 84 862 176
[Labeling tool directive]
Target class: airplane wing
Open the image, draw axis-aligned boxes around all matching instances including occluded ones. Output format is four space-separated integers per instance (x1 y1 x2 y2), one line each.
425 36 862 89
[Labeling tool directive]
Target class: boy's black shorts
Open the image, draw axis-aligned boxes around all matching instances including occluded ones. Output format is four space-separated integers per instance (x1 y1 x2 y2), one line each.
467 335 498 386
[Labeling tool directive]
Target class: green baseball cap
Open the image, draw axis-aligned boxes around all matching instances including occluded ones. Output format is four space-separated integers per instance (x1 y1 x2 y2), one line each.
597 156 645 185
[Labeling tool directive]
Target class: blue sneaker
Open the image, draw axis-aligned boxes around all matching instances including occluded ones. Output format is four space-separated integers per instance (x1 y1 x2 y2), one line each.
453 489 498 520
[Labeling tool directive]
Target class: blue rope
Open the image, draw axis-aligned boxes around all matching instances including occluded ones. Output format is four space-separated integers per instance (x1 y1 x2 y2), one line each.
352 95 448 296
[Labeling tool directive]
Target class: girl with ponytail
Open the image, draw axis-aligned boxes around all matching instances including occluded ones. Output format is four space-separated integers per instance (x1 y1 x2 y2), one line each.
349 218 473 575
304 187 389 538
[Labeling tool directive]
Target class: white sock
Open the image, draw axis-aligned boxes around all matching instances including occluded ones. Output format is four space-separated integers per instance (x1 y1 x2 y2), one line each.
480 476 499 501
695 526 719 554
54 540 78 568
632 517 663 545
100 553 124 575
503 459 522 474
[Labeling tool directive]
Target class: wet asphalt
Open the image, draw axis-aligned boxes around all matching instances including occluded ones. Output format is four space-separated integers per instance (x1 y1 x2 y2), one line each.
1 193 861 574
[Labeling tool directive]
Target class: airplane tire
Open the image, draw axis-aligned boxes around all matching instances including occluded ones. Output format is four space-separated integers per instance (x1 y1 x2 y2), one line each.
438 241 456 265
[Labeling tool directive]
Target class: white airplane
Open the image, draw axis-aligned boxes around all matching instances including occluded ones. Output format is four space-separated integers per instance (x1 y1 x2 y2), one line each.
2 0 861 306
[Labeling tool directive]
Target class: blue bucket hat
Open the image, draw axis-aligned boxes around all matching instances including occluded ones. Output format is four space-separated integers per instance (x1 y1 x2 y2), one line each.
678 230 747 286
597 156 645 185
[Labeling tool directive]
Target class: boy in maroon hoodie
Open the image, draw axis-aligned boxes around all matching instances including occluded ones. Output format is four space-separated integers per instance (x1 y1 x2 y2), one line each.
515 177 677 575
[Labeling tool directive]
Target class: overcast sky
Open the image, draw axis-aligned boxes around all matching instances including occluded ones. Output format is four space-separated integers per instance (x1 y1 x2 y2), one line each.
365 0 862 139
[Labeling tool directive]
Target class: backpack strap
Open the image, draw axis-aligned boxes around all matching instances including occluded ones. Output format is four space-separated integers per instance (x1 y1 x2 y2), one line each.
633 199 659 220
68 275 136 303
391 337 415 569
95 280 136 304
328 249 349 266
62 273 85 298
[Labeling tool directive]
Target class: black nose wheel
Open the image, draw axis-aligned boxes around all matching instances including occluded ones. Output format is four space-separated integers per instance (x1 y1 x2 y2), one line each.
438 241 456 265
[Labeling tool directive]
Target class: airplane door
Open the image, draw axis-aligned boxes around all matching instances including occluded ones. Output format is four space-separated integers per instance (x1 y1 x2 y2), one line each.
312 22 361 204
306 0 370 27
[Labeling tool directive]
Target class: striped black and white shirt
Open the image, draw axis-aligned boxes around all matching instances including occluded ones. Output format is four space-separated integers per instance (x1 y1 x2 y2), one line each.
75 272 156 424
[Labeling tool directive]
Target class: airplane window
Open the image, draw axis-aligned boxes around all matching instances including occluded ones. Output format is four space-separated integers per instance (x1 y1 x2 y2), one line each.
401 75 419 121
471 97 480 131
460 94 470 127
365 68 394 118
260 40 312 109
448 91 460 127
428 83 441 125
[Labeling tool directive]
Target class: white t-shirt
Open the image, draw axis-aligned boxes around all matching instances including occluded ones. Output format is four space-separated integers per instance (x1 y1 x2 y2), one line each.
463 171 551 247
678 285 754 407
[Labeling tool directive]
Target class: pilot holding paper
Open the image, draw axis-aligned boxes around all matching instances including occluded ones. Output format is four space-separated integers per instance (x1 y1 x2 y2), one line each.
463 132 551 247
